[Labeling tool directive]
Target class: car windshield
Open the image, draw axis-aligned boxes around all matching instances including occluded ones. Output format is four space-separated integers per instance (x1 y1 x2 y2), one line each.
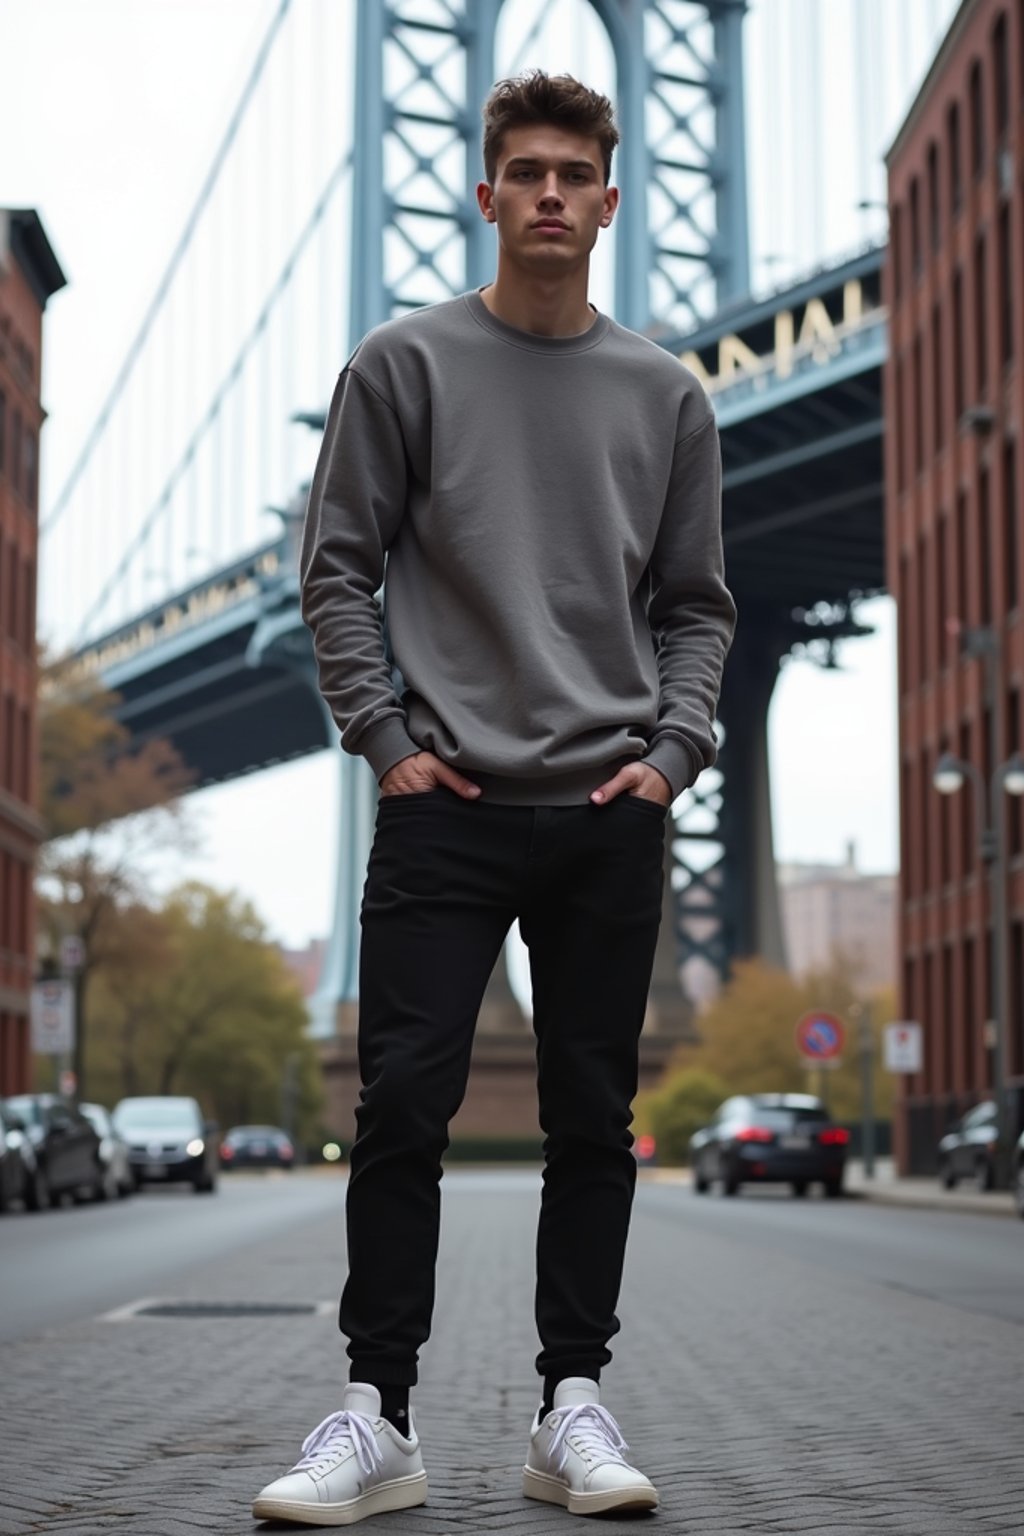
746 1107 829 1130
4 1096 43 1127
114 1102 198 1134
80 1105 109 1134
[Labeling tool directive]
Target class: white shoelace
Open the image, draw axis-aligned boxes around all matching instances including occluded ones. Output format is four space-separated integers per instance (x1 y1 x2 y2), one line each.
547 1403 631 1474
292 1410 384 1478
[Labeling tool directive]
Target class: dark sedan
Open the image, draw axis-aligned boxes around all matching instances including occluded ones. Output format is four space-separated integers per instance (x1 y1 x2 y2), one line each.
0 1101 48 1212
112 1096 219 1193
220 1125 296 1170
3 1094 104 1206
1012 1130 1024 1220
690 1093 849 1198
937 1101 999 1192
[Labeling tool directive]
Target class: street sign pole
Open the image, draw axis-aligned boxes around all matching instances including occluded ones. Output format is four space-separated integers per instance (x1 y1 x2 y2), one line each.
859 1000 875 1180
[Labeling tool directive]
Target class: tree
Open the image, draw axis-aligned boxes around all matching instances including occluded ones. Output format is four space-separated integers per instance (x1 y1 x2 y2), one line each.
83 884 322 1145
37 659 194 1096
639 958 896 1161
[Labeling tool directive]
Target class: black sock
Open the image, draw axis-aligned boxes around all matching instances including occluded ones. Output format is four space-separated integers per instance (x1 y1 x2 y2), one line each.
378 1387 411 1438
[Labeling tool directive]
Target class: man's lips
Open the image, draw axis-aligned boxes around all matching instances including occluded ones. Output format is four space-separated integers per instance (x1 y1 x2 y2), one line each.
532 220 570 232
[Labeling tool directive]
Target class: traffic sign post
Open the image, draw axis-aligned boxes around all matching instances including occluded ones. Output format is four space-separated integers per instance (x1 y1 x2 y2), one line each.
796 1011 846 1112
31 980 76 1057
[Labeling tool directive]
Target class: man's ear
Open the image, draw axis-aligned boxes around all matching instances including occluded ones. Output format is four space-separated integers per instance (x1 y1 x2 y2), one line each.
599 185 620 229
477 181 497 222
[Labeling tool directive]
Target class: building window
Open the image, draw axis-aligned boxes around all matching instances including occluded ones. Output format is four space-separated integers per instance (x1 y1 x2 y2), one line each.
959 720 974 877
956 491 969 627
913 334 924 474
979 467 992 625
22 555 35 653
937 512 949 665
0 389 5 478
2 695 13 795
940 742 953 885
1005 442 1019 614
947 100 963 215
890 204 903 301
910 176 922 275
917 532 930 683
969 59 985 177
953 269 965 416
10 408 21 494
962 934 976 1085
993 13 1009 140
898 552 910 689
922 746 934 891
974 233 988 398
18 705 30 803
894 355 906 493
901 758 913 894
927 141 940 251
998 203 1013 366
22 427 37 511
1009 684 1023 858
932 305 944 452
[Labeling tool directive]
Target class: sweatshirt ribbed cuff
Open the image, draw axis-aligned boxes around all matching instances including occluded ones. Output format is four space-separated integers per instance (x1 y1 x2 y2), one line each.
358 716 422 784
643 738 700 802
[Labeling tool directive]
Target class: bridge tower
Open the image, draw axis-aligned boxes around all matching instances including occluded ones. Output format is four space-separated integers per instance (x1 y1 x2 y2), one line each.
309 0 768 1049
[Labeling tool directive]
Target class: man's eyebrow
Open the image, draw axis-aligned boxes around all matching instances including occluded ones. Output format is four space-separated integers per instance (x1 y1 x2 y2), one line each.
504 156 599 172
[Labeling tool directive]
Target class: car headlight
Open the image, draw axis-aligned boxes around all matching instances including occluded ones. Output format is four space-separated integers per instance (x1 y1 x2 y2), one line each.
185 1138 205 1157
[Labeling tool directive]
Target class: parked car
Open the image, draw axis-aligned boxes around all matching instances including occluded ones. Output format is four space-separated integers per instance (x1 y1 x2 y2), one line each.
112 1096 219 1193
2 1094 104 1206
0 1100 48 1212
1012 1129 1024 1220
690 1093 849 1198
220 1125 296 1170
79 1103 133 1200
937 1101 999 1192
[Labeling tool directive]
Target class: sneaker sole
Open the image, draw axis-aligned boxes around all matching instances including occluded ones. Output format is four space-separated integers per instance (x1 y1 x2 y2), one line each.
252 1470 428 1526
522 1466 658 1516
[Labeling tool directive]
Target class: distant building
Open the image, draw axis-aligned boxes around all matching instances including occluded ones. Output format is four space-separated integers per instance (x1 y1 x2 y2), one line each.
278 937 327 1003
778 843 897 990
886 0 1024 1172
0 210 65 1095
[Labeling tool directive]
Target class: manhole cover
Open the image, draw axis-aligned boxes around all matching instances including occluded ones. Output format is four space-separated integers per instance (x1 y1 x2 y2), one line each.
137 1302 319 1318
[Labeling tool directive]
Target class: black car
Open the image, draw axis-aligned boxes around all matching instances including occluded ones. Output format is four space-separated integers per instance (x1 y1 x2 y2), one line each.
220 1125 296 1170
0 1101 48 1212
112 1096 219 1193
1013 1130 1024 1220
690 1093 849 1198
937 1101 999 1192
2 1094 104 1206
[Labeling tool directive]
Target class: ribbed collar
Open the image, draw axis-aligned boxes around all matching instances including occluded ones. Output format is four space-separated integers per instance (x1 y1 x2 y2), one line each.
463 289 611 355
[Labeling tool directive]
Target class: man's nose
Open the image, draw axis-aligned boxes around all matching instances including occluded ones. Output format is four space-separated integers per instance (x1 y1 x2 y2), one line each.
537 174 564 206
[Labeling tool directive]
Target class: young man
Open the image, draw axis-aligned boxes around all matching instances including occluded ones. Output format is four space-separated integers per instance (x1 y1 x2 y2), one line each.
254 72 735 1526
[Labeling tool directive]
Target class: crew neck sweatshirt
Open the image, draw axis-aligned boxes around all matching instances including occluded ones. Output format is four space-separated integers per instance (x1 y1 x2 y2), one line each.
300 289 736 805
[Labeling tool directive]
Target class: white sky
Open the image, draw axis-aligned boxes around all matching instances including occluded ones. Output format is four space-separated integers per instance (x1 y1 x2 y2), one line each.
2 0 958 946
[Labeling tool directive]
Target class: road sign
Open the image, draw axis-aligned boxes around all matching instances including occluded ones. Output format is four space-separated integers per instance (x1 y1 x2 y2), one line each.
31 980 76 1056
884 1021 922 1074
796 1011 845 1062
60 935 85 973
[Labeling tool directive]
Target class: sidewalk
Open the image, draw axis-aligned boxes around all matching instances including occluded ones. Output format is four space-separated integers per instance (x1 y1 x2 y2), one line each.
643 1158 1022 1217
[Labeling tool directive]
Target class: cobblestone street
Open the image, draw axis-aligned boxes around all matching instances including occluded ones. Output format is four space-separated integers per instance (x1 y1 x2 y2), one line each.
2 1170 1022 1536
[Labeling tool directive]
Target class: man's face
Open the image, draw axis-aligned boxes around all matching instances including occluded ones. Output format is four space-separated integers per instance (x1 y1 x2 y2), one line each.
477 124 618 271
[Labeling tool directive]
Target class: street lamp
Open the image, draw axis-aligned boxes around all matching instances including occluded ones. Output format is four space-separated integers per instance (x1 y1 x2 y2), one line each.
933 747 1024 1186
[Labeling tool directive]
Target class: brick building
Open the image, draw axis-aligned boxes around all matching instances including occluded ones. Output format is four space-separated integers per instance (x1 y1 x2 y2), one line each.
0 210 65 1093
886 0 1024 1170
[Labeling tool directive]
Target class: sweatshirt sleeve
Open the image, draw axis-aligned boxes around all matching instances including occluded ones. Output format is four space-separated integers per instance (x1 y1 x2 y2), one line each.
641 413 737 800
299 367 422 781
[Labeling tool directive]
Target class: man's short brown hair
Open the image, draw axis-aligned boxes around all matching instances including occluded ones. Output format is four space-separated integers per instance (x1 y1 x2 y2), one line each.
481 71 619 185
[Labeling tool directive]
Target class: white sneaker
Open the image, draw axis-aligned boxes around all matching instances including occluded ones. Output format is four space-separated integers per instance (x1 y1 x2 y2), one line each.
522 1377 658 1517
252 1383 428 1526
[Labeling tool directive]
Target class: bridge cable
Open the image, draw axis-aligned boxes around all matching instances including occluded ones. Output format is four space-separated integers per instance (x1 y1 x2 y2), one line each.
73 146 354 645
41 0 294 542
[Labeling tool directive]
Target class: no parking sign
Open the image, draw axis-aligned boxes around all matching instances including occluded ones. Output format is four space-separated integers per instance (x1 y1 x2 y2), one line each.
31 980 75 1056
796 1011 845 1067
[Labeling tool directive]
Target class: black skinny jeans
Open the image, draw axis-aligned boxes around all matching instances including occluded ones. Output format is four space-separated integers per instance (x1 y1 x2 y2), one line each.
340 785 667 1388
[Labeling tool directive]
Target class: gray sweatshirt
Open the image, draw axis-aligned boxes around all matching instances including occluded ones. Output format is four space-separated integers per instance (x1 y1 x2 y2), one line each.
300 290 736 805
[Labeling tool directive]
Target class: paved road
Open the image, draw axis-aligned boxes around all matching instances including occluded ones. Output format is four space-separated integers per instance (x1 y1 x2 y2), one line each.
1 1170 1022 1535
0 1171 344 1342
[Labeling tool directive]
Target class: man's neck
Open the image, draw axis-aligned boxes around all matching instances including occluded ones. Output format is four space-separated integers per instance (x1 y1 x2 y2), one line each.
480 267 596 338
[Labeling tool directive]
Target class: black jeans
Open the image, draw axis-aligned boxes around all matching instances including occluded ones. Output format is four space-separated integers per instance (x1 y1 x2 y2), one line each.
340 786 667 1388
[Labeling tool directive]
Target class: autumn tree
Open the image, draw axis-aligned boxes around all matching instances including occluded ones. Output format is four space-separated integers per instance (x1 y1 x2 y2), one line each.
84 884 322 1144
37 658 194 1095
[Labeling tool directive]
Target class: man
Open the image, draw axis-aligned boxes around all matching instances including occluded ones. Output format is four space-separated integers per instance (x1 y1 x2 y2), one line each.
254 71 735 1526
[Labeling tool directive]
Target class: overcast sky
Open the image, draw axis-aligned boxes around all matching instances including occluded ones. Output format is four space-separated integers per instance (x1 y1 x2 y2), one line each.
2 0 959 947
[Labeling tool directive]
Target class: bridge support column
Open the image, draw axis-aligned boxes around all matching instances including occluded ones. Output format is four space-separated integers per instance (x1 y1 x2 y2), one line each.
672 608 789 1003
